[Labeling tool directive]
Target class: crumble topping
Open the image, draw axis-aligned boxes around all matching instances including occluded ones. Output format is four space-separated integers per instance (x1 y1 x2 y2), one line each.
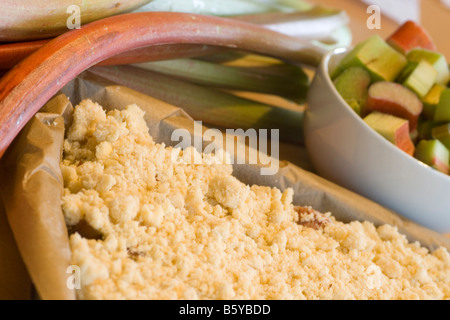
61 99 450 300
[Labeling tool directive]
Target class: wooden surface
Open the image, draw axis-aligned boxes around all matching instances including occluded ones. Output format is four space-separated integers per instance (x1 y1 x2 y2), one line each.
309 0 450 60
420 0 450 60
0 200 32 300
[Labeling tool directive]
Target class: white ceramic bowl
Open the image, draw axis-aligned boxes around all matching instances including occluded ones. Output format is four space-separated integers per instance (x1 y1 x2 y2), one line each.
303 48 450 233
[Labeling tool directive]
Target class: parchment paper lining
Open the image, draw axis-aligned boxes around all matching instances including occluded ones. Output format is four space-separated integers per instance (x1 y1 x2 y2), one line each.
1 68 449 300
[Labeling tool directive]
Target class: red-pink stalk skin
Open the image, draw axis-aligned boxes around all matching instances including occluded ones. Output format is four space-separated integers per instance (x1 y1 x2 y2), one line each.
0 11 321 158
0 40 226 69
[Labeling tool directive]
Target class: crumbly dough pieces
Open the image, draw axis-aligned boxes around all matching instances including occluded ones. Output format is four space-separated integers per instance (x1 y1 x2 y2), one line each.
61 100 450 300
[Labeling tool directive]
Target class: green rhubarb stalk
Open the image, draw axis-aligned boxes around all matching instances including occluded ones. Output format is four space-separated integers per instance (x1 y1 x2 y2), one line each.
140 2 351 49
275 0 313 11
0 0 153 42
89 65 304 144
233 5 349 41
133 58 309 103
196 51 313 82
195 51 307 75
1 3 347 70
0 11 323 158
134 0 298 16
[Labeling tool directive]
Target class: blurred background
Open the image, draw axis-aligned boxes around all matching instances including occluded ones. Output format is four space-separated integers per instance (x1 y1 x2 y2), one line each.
309 0 450 59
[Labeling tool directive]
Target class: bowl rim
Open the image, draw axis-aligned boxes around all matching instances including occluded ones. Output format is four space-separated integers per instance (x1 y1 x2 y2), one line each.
320 48 450 183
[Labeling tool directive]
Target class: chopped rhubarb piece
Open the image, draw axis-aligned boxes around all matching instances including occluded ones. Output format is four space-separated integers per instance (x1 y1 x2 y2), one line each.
332 35 407 82
387 20 436 54
434 88 450 123
407 48 450 86
364 111 415 155
401 60 437 98
415 139 450 174
333 66 371 115
431 123 450 150
365 81 423 131
422 84 445 120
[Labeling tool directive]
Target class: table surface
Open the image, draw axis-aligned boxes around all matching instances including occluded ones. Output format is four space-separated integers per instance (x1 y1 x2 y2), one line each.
308 0 450 60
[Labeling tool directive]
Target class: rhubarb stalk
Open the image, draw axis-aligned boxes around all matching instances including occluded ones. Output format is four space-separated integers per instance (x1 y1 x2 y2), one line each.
133 58 308 103
0 11 324 158
0 40 227 70
0 5 348 70
89 64 304 143
0 0 152 41
233 6 349 41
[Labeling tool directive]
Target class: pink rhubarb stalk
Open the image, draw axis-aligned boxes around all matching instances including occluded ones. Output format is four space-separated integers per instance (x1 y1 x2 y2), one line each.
0 11 324 158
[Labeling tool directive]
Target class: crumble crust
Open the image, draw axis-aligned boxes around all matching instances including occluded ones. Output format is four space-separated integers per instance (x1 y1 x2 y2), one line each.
61 100 450 300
